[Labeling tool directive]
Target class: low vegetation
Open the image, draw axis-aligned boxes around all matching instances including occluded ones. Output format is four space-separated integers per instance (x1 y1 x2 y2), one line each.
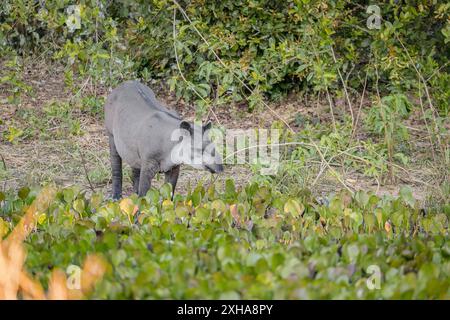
0 184 449 299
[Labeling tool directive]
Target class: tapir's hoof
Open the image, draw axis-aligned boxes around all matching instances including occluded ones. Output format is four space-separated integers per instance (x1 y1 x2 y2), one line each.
105 194 121 202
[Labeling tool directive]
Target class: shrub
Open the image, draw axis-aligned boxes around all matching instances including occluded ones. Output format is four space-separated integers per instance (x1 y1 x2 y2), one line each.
1 1 449 113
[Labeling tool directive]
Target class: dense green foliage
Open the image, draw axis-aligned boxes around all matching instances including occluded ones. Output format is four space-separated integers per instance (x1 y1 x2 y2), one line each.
1 0 449 112
0 183 449 299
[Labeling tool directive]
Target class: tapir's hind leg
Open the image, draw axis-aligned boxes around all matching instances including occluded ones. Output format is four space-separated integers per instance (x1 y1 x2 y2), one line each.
165 165 180 199
108 134 122 200
132 168 140 194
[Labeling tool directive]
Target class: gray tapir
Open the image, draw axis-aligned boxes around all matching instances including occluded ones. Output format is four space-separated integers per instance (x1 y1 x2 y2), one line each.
104 80 223 200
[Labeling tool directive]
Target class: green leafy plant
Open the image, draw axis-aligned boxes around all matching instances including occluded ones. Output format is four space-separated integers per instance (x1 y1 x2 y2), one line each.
1 1 448 111
3 125 24 144
0 53 32 104
365 93 412 181
0 183 448 299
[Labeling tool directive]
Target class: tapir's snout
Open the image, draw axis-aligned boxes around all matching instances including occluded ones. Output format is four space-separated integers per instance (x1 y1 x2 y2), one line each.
215 164 224 173
206 163 224 174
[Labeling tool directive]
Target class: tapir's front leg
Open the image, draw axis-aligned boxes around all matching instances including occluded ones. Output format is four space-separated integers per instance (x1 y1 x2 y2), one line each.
138 159 159 197
132 168 140 194
108 134 122 200
165 165 180 200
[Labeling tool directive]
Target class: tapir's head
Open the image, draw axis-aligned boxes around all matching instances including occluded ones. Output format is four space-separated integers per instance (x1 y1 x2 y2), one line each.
171 121 224 173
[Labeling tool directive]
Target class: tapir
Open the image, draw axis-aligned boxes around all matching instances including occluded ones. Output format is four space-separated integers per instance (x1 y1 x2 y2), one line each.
104 80 223 200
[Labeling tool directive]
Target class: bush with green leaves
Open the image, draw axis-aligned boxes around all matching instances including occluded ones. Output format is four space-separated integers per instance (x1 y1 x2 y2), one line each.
0 183 449 299
1 0 449 113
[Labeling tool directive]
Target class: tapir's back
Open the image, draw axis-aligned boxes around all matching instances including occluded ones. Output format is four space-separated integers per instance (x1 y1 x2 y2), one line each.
104 80 182 169
104 80 179 135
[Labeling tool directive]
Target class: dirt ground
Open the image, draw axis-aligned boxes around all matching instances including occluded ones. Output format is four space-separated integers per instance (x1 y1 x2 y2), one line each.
0 61 447 204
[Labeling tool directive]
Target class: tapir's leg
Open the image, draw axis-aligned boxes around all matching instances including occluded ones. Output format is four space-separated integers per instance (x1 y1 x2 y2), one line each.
165 165 180 199
138 159 159 197
132 168 140 194
108 134 122 200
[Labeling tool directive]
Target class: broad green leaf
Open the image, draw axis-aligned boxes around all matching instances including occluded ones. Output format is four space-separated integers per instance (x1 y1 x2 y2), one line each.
195 207 210 222
73 199 85 214
160 183 172 200
18 187 30 200
284 199 304 218
175 205 189 218
211 199 226 214
146 188 160 204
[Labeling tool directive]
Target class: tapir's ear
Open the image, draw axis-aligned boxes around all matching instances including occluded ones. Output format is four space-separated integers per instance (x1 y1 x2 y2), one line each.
203 121 212 132
180 121 193 135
